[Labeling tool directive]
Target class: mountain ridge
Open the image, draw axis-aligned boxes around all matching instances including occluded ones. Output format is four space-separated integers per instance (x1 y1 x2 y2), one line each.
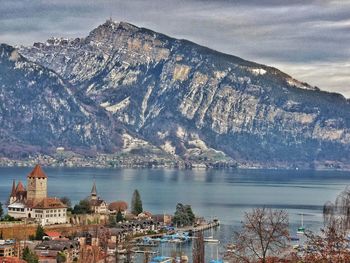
0 20 349 169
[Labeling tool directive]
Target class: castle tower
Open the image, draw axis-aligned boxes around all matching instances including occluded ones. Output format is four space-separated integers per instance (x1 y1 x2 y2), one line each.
27 164 47 201
91 181 97 201
15 181 26 201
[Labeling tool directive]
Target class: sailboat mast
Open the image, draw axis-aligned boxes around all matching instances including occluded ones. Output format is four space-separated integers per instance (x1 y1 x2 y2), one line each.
301 213 304 227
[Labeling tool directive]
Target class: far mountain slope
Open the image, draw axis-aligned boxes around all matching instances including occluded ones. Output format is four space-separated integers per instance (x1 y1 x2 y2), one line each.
0 43 123 157
13 20 350 167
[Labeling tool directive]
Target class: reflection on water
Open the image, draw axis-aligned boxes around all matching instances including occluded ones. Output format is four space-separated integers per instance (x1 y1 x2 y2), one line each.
1 167 350 260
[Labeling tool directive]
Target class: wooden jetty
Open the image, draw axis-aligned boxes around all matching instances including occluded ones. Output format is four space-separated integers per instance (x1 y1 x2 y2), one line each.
178 220 220 233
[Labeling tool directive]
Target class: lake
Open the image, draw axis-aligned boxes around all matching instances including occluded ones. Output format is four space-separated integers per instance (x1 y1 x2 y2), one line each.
1 167 349 260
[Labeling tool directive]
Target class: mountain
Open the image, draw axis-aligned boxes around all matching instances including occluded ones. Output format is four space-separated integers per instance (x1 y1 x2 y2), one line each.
1 19 349 168
0 43 123 157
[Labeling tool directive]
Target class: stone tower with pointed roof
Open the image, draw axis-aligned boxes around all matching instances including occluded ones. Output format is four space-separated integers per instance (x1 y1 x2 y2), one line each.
27 164 47 201
8 179 27 205
9 179 16 204
91 181 97 201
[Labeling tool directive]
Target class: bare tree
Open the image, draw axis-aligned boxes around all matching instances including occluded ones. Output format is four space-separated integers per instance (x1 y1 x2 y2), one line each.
229 208 289 263
193 231 205 263
323 201 335 226
124 235 133 263
303 218 350 262
323 186 350 231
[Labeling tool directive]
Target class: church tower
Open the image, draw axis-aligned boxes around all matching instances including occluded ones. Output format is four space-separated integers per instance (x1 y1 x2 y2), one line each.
27 164 47 201
91 181 97 201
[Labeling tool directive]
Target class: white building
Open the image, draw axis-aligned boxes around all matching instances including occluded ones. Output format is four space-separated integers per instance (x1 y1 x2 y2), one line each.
7 165 67 226
32 197 67 225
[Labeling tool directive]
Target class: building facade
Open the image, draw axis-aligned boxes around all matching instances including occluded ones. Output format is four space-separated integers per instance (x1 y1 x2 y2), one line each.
0 241 16 258
7 165 67 226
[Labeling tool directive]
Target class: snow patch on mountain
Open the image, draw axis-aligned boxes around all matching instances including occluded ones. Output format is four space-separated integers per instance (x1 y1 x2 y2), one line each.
250 68 267 76
103 97 130 113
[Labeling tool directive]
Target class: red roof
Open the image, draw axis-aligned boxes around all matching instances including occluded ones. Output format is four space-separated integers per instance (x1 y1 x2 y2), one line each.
32 197 66 209
27 164 47 179
108 201 128 212
44 231 61 238
0 257 26 263
15 181 26 192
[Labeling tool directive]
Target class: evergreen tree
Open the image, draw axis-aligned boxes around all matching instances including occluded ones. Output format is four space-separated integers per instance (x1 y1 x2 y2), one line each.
131 189 143 215
109 215 116 226
23 247 39 263
72 199 91 214
56 251 67 263
185 205 195 224
116 209 124 222
35 225 45 240
173 203 195 226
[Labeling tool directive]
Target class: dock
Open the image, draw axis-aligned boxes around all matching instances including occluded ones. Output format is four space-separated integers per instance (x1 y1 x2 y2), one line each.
178 220 220 233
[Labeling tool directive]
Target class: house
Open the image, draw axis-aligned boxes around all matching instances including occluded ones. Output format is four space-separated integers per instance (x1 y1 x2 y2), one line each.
7 165 67 226
0 240 16 258
108 201 128 214
75 231 100 247
75 228 127 249
115 220 158 234
43 231 64 241
152 214 172 225
137 211 152 220
31 198 67 225
108 228 128 244
34 240 79 263
88 182 107 214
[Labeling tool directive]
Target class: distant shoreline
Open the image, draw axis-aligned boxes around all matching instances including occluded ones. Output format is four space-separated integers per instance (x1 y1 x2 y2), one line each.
0 160 349 172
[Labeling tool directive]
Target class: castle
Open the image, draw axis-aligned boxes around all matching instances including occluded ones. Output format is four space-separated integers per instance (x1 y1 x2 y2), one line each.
7 165 67 226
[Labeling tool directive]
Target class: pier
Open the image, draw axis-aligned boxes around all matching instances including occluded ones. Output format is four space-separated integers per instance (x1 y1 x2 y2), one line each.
178 220 220 233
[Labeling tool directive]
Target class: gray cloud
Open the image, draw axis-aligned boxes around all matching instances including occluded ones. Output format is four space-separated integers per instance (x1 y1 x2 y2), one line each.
0 0 349 97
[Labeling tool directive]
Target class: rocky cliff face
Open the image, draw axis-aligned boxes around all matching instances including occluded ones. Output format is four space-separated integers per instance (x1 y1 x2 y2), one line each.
2 20 350 167
0 43 123 157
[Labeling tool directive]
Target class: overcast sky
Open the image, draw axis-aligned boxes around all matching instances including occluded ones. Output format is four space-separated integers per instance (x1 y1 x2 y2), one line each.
1 0 349 97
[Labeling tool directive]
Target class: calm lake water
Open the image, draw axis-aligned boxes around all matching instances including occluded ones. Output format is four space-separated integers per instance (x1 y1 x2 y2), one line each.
1 167 349 260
